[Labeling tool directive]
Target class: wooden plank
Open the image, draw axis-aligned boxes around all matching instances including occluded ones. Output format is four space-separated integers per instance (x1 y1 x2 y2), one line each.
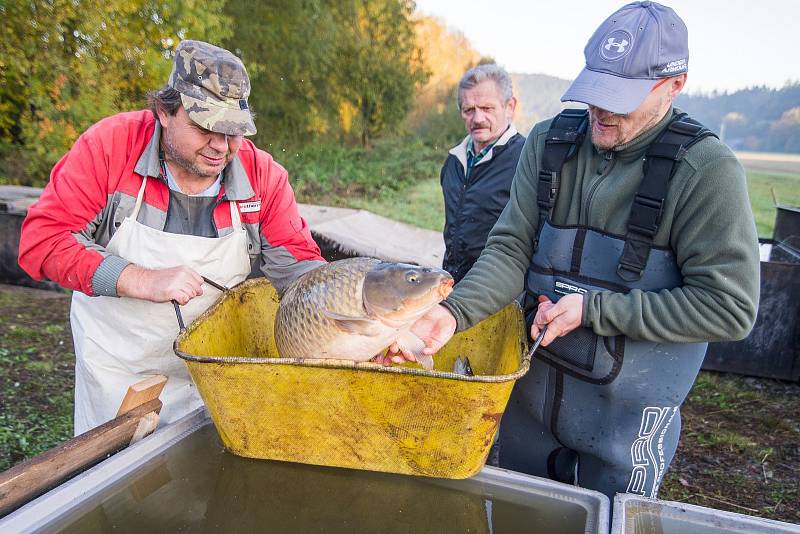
0 398 162 518
115 375 167 417
129 412 160 446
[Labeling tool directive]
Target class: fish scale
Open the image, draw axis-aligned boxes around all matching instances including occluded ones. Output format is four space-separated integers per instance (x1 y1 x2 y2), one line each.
277 258 378 357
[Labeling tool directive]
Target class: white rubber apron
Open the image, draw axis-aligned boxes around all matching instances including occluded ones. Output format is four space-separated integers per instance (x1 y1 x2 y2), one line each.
70 176 250 435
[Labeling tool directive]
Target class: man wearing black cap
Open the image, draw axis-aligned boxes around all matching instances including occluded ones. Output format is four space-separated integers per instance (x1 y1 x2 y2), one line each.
386 2 760 499
19 41 325 434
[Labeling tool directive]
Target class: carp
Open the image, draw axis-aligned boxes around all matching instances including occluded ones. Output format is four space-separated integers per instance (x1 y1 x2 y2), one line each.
274 258 454 370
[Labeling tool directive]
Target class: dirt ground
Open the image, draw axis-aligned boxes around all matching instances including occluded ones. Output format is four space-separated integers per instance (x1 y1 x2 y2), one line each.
0 284 74 469
660 373 799 522
0 283 798 524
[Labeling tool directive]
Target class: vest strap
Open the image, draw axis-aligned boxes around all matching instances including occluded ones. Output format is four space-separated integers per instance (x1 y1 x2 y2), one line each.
535 109 589 251
617 114 717 281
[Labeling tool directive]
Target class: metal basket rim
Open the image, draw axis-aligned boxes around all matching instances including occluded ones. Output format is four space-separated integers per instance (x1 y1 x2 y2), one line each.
174 343 531 383
173 278 531 384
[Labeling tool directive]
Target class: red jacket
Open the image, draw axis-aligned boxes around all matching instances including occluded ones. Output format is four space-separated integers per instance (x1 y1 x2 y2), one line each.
19 111 324 296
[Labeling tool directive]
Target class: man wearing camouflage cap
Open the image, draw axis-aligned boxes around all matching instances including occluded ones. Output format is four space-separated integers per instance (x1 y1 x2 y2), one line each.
387 2 760 499
20 41 325 434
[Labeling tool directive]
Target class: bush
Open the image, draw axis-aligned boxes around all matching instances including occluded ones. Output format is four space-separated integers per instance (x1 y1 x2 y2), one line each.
284 137 445 204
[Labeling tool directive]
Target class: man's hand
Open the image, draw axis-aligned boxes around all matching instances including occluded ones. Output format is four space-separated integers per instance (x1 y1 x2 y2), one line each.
531 294 583 347
372 304 457 366
117 265 204 305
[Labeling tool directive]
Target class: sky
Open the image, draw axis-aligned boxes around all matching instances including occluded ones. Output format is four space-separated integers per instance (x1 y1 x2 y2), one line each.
414 0 799 94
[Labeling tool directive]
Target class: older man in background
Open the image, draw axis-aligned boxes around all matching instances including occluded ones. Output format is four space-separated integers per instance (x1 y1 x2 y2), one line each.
440 64 525 283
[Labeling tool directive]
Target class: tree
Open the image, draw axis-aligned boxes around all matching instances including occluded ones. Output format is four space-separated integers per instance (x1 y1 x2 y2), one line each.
222 0 430 150
334 0 428 147
222 0 342 150
407 14 480 147
768 107 800 153
0 0 231 185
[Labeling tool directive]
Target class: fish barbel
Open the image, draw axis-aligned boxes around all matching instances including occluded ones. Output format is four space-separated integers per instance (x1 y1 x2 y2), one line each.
274 258 454 370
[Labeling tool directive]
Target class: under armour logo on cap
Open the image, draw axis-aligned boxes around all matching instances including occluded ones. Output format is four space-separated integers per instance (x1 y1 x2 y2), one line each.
601 32 633 60
605 38 628 53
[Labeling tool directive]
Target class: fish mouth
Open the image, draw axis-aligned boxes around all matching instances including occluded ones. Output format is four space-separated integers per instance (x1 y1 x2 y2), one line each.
438 279 454 299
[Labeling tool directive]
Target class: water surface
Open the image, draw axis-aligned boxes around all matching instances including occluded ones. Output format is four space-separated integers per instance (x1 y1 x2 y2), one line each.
49 425 587 533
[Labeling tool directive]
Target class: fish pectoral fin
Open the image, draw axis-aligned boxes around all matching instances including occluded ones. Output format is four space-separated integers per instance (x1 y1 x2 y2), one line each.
323 310 382 336
395 332 435 371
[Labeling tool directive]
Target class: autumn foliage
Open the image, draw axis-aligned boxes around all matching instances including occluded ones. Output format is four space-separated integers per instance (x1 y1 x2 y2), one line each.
0 1 481 186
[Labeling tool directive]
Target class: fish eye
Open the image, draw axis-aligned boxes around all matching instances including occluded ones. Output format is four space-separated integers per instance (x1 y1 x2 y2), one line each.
405 272 419 283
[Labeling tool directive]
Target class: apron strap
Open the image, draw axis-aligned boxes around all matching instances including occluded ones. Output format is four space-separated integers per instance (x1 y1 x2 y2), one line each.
228 197 244 230
131 176 148 221
136 172 244 232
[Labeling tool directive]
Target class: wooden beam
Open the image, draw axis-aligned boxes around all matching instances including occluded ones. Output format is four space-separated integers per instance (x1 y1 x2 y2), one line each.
116 375 167 417
0 398 162 518
129 412 160 446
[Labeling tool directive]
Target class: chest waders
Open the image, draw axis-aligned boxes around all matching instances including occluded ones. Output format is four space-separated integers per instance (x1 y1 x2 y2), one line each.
498 109 717 500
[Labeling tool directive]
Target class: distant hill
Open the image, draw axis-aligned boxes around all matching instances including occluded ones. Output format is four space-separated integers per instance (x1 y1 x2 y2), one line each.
676 84 800 153
511 73 574 134
511 74 800 154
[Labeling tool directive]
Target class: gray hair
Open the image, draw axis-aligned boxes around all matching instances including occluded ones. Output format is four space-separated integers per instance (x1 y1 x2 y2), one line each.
457 64 514 110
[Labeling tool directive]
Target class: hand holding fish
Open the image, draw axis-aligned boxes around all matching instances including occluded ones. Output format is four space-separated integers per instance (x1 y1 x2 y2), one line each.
382 304 457 364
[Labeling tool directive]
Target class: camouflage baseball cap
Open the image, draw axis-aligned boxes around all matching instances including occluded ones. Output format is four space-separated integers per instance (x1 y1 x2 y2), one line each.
168 40 256 136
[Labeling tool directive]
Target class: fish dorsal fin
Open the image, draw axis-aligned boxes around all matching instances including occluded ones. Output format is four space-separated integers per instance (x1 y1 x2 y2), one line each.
323 310 382 337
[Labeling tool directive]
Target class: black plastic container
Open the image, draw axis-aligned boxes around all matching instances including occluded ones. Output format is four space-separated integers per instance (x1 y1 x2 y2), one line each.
702 206 800 381
773 205 800 244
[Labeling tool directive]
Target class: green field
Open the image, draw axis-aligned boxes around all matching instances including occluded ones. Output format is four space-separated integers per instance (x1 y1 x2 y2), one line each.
335 169 800 237
746 171 800 237
347 177 445 232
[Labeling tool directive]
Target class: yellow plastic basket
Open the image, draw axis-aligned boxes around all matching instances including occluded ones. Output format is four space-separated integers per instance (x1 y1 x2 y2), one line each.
174 278 530 479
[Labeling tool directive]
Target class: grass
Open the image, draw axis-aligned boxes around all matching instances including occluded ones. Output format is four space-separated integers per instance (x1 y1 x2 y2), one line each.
0 288 74 472
321 169 799 239
746 171 800 237
687 371 761 406
288 138 444 206
285 137 447 232
660 372 799 522
689 430 758 450
347 177 444 231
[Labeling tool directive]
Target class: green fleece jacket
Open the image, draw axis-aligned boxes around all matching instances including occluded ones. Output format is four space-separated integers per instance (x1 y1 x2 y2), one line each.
444 107 760 343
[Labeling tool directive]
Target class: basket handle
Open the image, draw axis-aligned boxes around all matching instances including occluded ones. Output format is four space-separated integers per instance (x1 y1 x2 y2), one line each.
525 325 548 361
173 276 231 332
